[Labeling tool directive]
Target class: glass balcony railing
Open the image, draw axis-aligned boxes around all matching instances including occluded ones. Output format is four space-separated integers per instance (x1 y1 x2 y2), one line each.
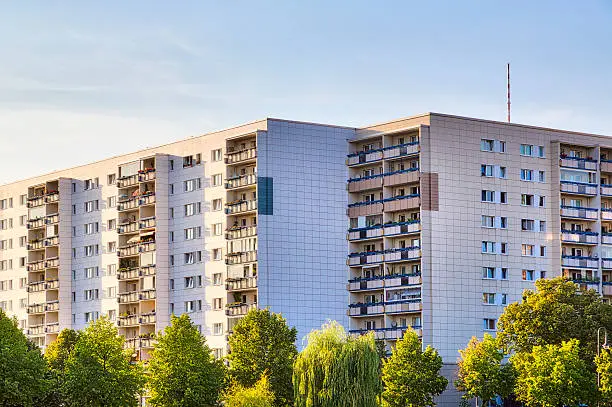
560 180 598 196
560 230 598 244
559 155 597 170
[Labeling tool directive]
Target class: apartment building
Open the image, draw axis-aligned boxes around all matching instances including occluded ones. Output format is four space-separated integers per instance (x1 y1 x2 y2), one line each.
3 112 612 405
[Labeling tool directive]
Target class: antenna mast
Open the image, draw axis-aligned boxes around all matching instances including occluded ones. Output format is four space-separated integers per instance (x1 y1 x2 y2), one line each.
507 63 511 123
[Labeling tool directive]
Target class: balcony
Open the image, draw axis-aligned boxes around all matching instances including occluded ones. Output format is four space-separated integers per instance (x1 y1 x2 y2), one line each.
118 197 138 212
27 196 44 208
124 337 139 349
603 208 612 221
349 326 423 340
226 276 258 291
603 185 612 196
226 147 257 165
139 217 156 230
560 205 598 220
139 241 156 253
226 250 257 265
603 259 612 269
140 312 156 324
560 181 598 196
138 169 156 182
44 236 59 247
140 338 154 348
45 279 59 290
225 199 257 215
561 255 598 269
384 299 422 314
27 260 45 272
118 267 139 280
118 221 138 234
117 315 139 327
45 214 59 225
561 230 598 245
559 156 597 171
602 159 612 173
117 174 139 188
140 265 156 277
28 324 45 335
45 301 59 312
27 217 45 229
45 323 60 334
603 234 612 245
226 174 257 190
347 302 385 316
347 149 384 166
117 291 139 304
383 142 419 160
139 289 156 301
139 193 156 206
26 303 45 314
27 281 46 293
117 244 139 258
27 240 44 250
384 273 422 288
45 192 60 203
226 302 258 317
348 246 421 267
45 257 59 268
347 220 421 241
384 247 422 263
347 250 384 266
603 283 612 296
348 194 420 218
226 225 257 240
347 277 384 291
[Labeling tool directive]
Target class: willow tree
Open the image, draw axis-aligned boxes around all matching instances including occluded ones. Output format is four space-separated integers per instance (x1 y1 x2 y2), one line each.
293 321 381 407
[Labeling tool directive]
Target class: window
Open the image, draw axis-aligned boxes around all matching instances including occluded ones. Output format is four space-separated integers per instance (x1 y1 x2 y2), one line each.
185 277 195 289
483 293 496 305
539 246 546 257
481 164 493 177
501 294 508 305
185 301 195 312
84 267 98 279
521 144 545 157
520 169 533 181
522 269 535 281
108 219 116 230
19 215 26 226
540 271 547 279
84 289 99 301
500 217 508 229
538 171 545 182
212 248 222 261
213 323 223 335
212 174 222 186
539 196 546 207
483 318 496 331
184 178 202 192
84 222 99 235
213 273 223 285
170 279 175 290
481 190 495 202
500 243 508 254
482 267 495 279
481 139 494 152
19 236 26 247
105 287 116 298
521 244 534 257
107 196 117 208
499 166 507 178
184 227 202 240
212 149 222 161
107 242 116 253
213 223 223 236
108 310 117 321
521 194 533 206
521 219 535 231
84 244 99 257
84 311 99 323
539 221 546 232
213 348 223 359
20 194 26 206
520 144 533 156
481 215 494 228
184 202 202 217
212 199 223 211
184 251 202 264
482 241 495 254
213 298 223 310
107 173 116 185
500 268 508 280
84 200 99 213
72 204 76 215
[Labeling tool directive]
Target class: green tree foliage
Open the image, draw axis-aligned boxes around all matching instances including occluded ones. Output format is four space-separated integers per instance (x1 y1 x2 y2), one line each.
0 308 48 407
511 339 597 407
224 375 275 407
293 321 381 407
381 328 448 407
596 347 612 403
148 314 225 407
63 317 145 407
455 334 514 404
42 329 80 406
228 308 297 406
497 277 612 359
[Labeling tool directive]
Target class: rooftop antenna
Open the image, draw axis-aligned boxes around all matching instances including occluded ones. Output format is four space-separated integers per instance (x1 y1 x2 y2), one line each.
507 63 511 123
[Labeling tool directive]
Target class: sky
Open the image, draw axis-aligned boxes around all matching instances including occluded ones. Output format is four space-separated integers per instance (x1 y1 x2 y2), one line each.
0 1 611 184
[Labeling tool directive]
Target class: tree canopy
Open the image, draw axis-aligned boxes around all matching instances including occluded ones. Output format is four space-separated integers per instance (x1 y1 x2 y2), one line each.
148 314 225 407
228 308 297 406
224 375 275 407
381 328 448 407
293 321 381 407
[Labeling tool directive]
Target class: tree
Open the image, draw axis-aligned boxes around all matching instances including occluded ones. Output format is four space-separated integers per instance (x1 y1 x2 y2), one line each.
63 317 145 407
224 376 275 407
455 334 514 406
43 329 80 406
293 321 381 407
0 308 48 407
148 314 225 407
497 277 612 360
596 347 612 403
381 328 448 407
510 339 597 407
228 308 297 406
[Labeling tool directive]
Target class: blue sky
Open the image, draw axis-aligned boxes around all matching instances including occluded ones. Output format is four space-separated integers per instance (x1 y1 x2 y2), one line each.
1 1 611 183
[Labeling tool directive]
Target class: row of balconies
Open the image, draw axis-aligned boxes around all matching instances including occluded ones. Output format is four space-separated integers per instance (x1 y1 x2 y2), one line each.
117 312 156 327
226 225 257 240
117 289 156 303
26 258 59 271
117 265 156 280
117 174 139 188
562 255 599 269
226 147 257 165
559 156 612 174
348 299 422 316
347 168 419 193
27 279 59 292
561 230 599 245
26 300 59 314
226 276 257 291
225 199 257 215
26 213 59 229
560 181 598 196
26 191 59 208
347 273 421 291
347 142 419 166
124 337 154 349
226 250 257 265
117 193 156 211
348 247 421 266
348 220 420 241
27 322 59 336
349 325 423 340
348 194 420 218
226 302 257 317
225 173 257 190
27 236 59 251
117 241 156 257
139 169 156 182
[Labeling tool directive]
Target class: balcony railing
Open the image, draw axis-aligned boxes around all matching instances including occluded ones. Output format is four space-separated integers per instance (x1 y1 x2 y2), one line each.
383 142 420 159
45 213 59 224
139 193 156 206
226 250 257 265
27 240 44 250
45 301 59 312
118 267 139 280
44 236 59 247
226 276 258 291
348 220 420 241
118 315 139 327
384 299 423 314
347 142 419 166
139 312 156 324
139 216 156 229
603 283 612 296
117 244 139 257
140 338 154 348
560 205 598 220
561 255 598 269
348 246 421 266
225 199 257 215
603 259 612 269
347 301 385 316
26 217 45 229
27 196 45 208
117 291 139 303
226 147 257 164
118 197 138 211
45 322 60 333
347 168 419 193
45 257 59 268
27 260 45 272
226 174 257 189
561 230 598 244
560 180 598 196
603 208 612 221
118 221 139 234
139 289 156 300
28 324 45 335
27 281 46 293
603 233 612 245
124 338 139 349
140 265 156 277
349 325 423 340
45 279 59 290
603 185 612 196
139 241 156 253
117 174 138 188
226 225 257 240
602 159 612 173
226 302 258 317
348 194 420 217
138 169 156 182
45 192 60 203
26 303 45 314
559 156 597 170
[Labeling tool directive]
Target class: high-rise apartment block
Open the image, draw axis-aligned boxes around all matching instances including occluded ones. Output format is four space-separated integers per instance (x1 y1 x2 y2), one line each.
2 112 612 405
